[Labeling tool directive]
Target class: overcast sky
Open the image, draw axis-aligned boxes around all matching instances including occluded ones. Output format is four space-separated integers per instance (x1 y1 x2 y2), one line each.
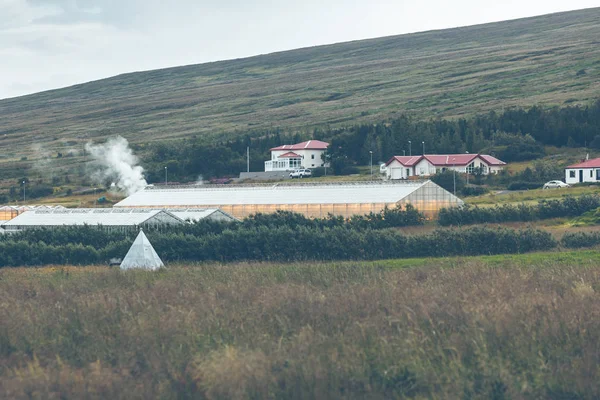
1 0 598 99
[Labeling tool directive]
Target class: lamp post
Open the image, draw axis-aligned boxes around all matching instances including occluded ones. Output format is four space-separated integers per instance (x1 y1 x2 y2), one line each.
22 180 26 203
408 140 412 156
164 166 168 186
422 141 425 155
94 188 97 207
403 150 406 156
369 151 373 179
452 158 456 196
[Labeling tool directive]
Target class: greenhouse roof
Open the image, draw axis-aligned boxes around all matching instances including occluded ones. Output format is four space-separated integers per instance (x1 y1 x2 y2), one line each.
114 181 455 207
2 209 183 227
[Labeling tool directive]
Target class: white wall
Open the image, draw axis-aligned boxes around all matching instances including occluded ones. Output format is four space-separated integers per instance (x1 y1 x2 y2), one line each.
297 149 328 168
415 159 436 176
385 160 413 179
566 168 600 184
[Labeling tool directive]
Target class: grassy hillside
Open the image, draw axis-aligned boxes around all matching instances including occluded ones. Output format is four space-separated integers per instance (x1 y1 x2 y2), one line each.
1 8 599 159
2 254 600 398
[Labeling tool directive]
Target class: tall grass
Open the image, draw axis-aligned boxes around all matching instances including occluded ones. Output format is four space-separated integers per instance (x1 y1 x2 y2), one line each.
1 259 599 399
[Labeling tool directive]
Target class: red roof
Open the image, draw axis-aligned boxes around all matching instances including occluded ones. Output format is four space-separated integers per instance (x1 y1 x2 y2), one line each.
278 152 301 158
567 158 600 169
270 140 329 151
385 156 423 167
386 154 506 167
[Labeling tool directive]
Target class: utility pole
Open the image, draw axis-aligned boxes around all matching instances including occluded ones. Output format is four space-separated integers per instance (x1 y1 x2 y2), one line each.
452 158 456 196
247 146 250 173
369 151 373 179
165 166 168 185
408 140 412 156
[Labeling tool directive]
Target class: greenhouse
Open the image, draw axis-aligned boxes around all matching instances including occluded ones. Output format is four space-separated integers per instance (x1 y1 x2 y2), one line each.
0 208 237 233
115 180 463 219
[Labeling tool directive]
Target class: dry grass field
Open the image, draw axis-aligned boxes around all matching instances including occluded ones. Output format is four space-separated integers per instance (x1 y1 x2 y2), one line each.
0 7 599 185
1 251 600 399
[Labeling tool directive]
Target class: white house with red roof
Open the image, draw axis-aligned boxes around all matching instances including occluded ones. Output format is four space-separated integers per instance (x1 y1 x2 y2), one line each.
384 154 506 180
265 140 330 171
565 157 600 184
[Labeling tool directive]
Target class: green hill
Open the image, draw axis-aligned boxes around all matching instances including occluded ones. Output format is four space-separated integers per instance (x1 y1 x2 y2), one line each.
0 7 599 182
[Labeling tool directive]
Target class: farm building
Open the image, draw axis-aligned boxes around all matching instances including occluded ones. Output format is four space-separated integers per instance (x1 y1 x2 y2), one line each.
0 208 237 233
114 180 463 219
565 158 600 184
384 154 506 180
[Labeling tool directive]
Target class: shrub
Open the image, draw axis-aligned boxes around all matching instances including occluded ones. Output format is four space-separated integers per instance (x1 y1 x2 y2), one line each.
507 181 543 191
561 232 600 249
461 185 488 197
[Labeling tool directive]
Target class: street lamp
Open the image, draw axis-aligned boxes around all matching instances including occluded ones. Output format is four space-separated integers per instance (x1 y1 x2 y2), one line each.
94 188 97 207
164 166 168 185
369 151 373 179
22 180 25 203
422 141 425 155
403 150 406 156
452 158 456 196
408 140 412 156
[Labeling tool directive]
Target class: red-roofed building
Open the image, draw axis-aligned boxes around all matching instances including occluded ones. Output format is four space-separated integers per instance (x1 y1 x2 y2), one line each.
265 140 330 171
383 154 506 180
565 157 600 184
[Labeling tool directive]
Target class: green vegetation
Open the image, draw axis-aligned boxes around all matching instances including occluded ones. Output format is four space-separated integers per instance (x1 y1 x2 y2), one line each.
1 8 599 190
0 215 556 266
2 254 600 398
439 194 600 226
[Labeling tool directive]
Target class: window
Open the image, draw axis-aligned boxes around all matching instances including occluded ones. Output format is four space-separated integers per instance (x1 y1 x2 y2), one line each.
419 168 425 175
570 171 576 178
311 154 315 159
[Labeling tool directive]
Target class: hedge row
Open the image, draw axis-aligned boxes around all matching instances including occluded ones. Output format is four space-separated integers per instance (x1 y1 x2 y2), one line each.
439 195 600 226
561 231 600 249
0 226 557 267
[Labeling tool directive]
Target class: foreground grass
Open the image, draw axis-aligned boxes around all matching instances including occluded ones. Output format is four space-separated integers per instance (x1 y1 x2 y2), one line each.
1 252 600 399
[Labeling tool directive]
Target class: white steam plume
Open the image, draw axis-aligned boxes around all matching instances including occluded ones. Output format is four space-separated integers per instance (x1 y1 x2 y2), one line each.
85 136 147 195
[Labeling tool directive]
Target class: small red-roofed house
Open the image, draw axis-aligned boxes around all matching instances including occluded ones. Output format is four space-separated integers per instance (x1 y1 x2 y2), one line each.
384 154 506 180
265 140 330 171
565 157 600 184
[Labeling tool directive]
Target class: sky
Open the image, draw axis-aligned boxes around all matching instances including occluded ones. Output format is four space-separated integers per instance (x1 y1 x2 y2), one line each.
0 0 598 99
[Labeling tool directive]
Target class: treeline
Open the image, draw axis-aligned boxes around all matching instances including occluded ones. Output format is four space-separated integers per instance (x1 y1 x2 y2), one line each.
140 100 600 181
0 225 556 267
438 195 600 226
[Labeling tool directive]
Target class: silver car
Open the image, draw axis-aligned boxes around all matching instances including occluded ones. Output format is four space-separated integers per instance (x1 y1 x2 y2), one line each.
543 180 570 189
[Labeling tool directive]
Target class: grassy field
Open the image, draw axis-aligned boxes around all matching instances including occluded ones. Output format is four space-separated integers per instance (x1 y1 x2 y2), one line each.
1 251 600 399
0 7 599 188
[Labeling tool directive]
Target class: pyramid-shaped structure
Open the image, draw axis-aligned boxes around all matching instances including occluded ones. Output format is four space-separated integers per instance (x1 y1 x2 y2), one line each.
120 229 164 271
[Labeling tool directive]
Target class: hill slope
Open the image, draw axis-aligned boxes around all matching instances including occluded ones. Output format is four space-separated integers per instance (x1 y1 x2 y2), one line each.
0 8 599 168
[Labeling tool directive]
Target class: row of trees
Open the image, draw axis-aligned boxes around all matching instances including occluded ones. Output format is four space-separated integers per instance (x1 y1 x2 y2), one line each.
438 195 600 226
140 101 600 182
0 225 557 267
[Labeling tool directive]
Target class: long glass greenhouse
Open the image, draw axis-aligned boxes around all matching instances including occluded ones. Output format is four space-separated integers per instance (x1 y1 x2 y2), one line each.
114 180 463 219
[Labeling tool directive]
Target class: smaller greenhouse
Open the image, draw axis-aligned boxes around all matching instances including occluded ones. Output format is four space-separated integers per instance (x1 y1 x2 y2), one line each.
1 209 184 233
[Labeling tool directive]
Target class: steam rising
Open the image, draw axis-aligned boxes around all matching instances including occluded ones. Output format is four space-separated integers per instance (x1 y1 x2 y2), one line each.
86 136 147 195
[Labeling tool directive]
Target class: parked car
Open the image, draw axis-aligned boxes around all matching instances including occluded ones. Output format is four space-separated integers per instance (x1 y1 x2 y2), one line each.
543 180 570 189
290 168 312 178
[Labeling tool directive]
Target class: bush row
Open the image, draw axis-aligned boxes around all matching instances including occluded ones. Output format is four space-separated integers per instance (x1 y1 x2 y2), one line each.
561 231 600 249
0 226 557 267
439 195 600 226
